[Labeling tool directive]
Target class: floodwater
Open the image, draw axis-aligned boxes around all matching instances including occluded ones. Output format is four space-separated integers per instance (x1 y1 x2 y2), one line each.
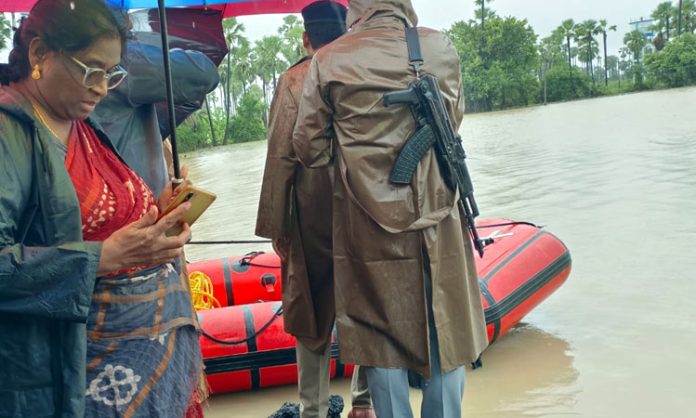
182 86 696 417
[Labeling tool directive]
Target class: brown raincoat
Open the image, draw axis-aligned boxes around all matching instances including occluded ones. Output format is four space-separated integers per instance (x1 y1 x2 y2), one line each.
292 0 488 376
256 57 335 352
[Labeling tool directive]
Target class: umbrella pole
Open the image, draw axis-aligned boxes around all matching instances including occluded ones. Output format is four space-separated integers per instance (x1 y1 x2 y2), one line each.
157 0 181 180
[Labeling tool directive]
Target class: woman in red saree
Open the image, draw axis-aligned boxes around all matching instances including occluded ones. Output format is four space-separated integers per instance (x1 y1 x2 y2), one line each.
0 1 201 416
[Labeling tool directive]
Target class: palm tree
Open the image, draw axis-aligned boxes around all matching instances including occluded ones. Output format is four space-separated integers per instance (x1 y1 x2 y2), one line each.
0 15 11 51
606 55 619 81
475 0 495 30
575 20 601 85
570 46 579 66
652 2 675 41
623 30 648 64
254 36 285 125
233 42 255 97
682 0 696 34
618 46 630 87
678 0 684 35
278 15 304 65
222 18 248 145
623 30 648 86
559 19 576 75
538 41 554 104
597 20 617 86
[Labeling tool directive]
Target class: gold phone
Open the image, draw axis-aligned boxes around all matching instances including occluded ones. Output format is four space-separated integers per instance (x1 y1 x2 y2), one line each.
160 185 217 236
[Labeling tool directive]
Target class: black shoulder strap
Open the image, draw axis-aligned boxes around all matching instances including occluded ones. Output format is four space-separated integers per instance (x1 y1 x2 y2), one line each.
405 26 423 75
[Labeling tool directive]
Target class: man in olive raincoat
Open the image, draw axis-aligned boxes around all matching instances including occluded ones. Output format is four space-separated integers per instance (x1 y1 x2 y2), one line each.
292 0 489 416
256 2 374 418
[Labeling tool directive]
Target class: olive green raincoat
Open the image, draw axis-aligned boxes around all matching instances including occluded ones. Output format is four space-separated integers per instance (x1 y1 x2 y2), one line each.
292 0 488 376
256 58 335 352
0 87 102 417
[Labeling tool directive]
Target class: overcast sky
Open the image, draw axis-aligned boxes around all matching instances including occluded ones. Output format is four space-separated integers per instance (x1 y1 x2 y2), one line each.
1 0 661 62
238 0 661 57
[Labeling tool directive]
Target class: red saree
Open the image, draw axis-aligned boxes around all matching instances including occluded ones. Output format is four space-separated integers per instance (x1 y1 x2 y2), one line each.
65 120 157 243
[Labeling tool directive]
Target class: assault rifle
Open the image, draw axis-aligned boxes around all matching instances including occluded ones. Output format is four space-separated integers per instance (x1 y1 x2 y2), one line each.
383 28 485 257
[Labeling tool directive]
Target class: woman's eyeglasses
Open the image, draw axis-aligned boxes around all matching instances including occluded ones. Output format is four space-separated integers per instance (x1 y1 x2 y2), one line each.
66 55 128 90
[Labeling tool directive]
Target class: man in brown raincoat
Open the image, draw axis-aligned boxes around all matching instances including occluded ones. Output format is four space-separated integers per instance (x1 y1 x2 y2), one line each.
292 0 489 416
256 2 374 418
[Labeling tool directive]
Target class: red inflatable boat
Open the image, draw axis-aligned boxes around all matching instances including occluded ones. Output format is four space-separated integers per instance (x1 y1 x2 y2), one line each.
188 219 571 394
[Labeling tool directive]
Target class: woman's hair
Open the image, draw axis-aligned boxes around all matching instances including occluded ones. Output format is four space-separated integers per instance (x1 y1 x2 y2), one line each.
0 0 127 85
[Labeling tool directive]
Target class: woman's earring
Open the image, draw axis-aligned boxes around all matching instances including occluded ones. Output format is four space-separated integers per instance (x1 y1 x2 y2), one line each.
31 64 41 80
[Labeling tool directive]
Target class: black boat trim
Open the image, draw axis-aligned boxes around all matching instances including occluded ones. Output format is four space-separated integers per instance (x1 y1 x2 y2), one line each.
481 231 544 284
205 343 341 376
484 251 571 343
242 305 260 388
222 257 234 305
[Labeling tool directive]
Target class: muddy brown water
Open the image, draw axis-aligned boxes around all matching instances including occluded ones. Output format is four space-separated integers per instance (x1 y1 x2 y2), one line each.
182 87 696 417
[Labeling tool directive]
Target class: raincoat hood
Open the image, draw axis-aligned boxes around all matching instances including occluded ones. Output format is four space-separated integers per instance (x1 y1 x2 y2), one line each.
347 0 419 29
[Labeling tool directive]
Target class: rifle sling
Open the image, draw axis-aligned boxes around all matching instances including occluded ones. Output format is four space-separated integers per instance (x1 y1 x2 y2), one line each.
405 26 424 74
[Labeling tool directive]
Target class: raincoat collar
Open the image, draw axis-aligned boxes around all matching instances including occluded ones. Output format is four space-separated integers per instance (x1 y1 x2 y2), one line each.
0 85 35 124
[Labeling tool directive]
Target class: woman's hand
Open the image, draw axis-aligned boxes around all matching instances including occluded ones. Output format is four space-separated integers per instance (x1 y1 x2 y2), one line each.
97 203 192 276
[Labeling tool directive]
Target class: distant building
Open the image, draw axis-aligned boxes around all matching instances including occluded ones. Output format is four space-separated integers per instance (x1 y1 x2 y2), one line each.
629 17 655 54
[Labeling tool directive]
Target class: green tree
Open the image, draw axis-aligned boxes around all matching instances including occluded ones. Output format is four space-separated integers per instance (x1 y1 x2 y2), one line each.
474 0 495 30
574 19 601 85
278 15 304 65
229 86 267 143
541 21 571 69
222 17 248 145
448 14 539 112
624 29 649 63
597 20 617 86
176 112 212 153
544 64 592 102
652 1 676 41
618 46 631 86
253 35 286 125
559 19 577 75
686 0 696 33
675 0 696 35
624 30 649 86
231 41 255 97
538 41 555 103
606 55 620 80
570 46 579 66
645 33 696 86
0 15 10 51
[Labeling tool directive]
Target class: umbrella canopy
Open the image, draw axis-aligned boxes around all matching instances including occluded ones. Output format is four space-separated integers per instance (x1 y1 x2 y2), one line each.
0 0 348 14
204 0 349 17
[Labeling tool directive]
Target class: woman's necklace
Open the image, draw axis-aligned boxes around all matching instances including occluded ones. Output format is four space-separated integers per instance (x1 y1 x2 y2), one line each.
28 99 68 141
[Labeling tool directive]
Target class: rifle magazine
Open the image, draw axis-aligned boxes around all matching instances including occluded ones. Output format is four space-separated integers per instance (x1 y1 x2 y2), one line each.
389 125 436 184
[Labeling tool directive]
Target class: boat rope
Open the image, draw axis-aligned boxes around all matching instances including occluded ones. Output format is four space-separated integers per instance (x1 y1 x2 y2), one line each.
187 239 272 245
188 271 222 310
199 305 284 346
185 224 537 246
478 221 539 229
239 251 281 269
